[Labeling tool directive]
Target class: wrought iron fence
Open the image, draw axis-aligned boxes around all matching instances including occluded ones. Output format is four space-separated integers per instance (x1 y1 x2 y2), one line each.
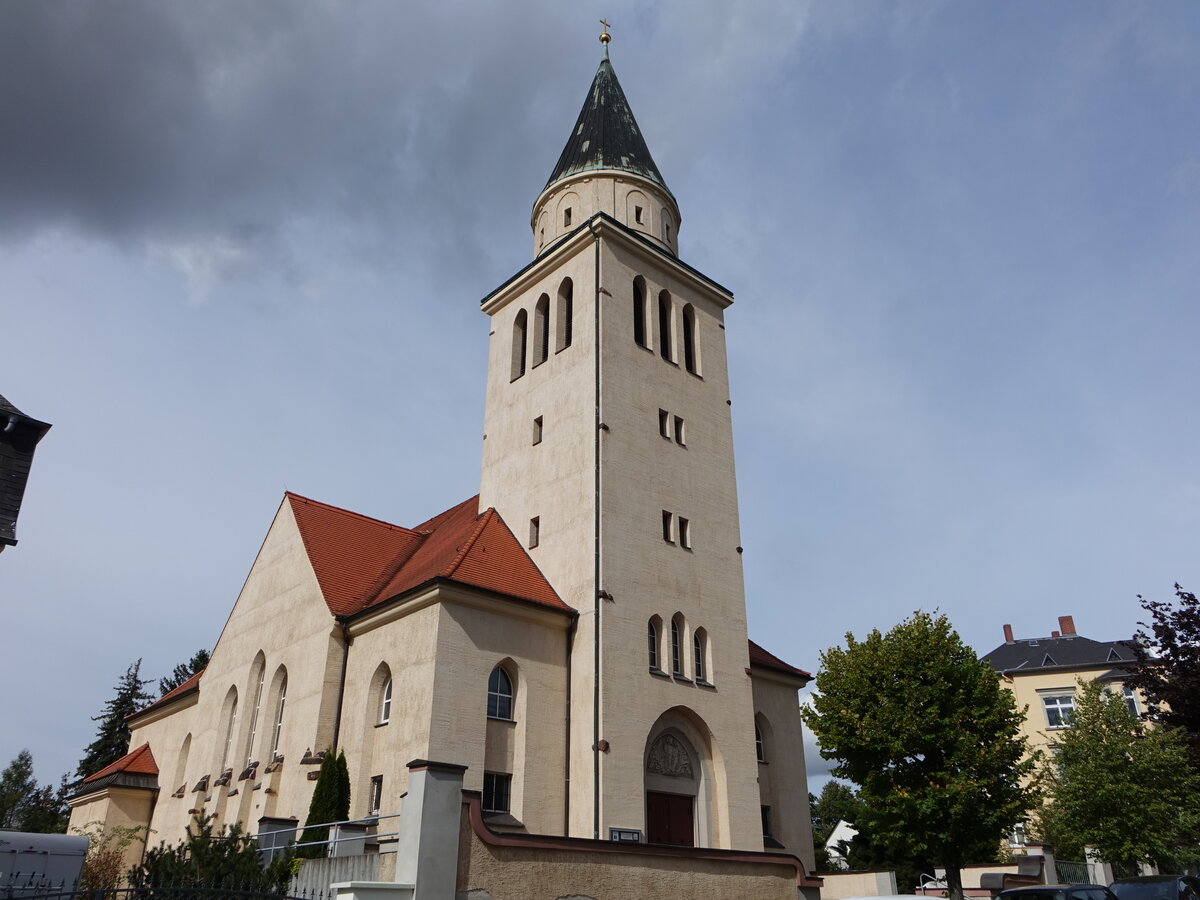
1055 860 1090 883
3 881 332 900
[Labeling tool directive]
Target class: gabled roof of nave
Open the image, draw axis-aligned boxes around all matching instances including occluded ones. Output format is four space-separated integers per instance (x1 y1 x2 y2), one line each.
543 56 672 197
286 492 570 616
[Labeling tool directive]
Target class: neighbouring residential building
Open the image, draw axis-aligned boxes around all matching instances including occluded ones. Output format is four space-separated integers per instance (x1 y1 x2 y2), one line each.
981 614 1144 759
69 38 821 900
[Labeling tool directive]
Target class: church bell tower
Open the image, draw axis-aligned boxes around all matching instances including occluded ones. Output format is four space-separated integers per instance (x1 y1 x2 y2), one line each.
478 36 778 852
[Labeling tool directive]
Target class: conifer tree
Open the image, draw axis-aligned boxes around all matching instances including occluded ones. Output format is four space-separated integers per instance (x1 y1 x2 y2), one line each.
158 649 210 697
75 659 153 784
296 751 351 858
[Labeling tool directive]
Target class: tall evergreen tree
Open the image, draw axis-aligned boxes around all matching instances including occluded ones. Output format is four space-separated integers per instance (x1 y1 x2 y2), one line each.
296 751 351 858
158 648 210 697
75 659 153 784
0 750 37 828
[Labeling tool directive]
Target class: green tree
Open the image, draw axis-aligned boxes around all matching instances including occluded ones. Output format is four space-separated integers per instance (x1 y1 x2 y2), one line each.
1127 584 1200 768
18 773 71 833
801 611 1038 900
130 813 292 892
75 659 153 785
158 648 211 697
0 750 69 833
0 750 37 828
296 750 351 858
1039 679 1200 869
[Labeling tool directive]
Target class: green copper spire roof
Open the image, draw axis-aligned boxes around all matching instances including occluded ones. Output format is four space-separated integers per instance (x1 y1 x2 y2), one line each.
543 58 672 196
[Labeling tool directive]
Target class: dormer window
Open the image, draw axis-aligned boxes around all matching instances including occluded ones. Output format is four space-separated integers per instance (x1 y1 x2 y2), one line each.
563 208 572 227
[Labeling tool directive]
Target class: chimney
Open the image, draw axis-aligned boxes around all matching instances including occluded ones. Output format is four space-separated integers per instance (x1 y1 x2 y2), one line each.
1058 615 1076 636
1003 624 1014 643
1051 631 1060 638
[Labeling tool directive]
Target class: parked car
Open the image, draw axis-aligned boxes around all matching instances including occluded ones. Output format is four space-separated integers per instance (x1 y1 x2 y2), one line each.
999 884 1119 900
1110 876 1200 900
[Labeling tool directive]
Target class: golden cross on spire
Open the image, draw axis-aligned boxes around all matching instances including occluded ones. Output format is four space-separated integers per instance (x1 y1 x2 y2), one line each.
599 19 611 45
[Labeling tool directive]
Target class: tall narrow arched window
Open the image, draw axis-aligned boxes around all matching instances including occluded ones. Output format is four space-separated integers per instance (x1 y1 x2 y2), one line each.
244 654 265 766
556 278 573 351
511 309 528 380
670 614 684 676
647 618 660 670
380 677 393 724
270 672 287 755
219 689 239 771
693 628 707 682
633 276 648 348
487 666 514 721
755 720 767 763
682 303 699 375
533 294 550 366
658 291 674 362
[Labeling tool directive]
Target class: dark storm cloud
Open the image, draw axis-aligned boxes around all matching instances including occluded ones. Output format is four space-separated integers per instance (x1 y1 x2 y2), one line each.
0 1 581 266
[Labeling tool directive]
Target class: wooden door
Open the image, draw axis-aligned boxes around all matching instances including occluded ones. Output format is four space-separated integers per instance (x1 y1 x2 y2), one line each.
646 791 694 846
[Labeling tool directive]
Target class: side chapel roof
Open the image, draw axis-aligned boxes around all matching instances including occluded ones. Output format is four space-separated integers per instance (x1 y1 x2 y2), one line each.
287 493 570 617
544 57 672 197
82 742 158 783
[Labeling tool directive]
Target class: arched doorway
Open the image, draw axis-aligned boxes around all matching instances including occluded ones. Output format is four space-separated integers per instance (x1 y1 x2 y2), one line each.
643 708 719 847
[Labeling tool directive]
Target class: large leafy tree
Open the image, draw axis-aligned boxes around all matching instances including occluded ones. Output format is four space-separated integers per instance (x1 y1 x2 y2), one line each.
75 659 154 785
158 649 210 697
801 611 1038 900
1039 679 1200 869
1127 584 1200 768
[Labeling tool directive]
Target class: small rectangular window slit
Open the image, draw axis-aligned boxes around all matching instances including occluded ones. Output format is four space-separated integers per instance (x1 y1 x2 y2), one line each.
679 517 691 549
673 415 685 445
662 510 674 543
658 409 670 438
529 516 540 548
532 415 543 445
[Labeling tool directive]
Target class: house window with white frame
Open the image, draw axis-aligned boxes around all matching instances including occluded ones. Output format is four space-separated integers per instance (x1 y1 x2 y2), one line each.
1124 685 1140 718
1043 693 1075 728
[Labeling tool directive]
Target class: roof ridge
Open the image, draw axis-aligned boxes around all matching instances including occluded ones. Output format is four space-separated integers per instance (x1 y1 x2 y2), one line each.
285 492 416 535
439 507 495 579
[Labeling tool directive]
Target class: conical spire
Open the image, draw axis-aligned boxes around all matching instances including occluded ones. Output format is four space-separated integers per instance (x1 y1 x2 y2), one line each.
543 58 672 196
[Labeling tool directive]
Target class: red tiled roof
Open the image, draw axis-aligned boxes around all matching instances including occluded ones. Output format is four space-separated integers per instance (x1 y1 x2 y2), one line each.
286 493 570 617
83 743 158 783
129 669 204 721
748 639 811 680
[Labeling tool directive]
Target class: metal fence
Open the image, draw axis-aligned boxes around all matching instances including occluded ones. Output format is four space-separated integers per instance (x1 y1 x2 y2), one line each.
1056 860 1090 883
3 882 332 900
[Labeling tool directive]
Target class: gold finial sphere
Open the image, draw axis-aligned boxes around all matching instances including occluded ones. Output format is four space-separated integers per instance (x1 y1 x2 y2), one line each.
599 18 611 44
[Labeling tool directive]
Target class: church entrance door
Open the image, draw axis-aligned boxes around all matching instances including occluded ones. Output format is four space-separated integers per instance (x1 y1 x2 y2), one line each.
646 791 694 846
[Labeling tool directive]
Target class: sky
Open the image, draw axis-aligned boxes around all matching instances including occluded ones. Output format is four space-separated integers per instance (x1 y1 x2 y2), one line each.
2 1 1198 795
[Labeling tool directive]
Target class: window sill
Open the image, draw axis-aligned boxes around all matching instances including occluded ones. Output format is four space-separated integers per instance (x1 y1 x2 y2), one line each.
648 667 670 679
532 358 547 369
483 812 524 828
375 721 389 728
672 674 693 685
695 679 715 690
487 715 517 725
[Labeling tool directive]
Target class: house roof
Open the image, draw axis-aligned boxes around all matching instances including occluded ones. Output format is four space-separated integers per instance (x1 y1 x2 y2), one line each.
543 57 671 198
128 669 204 722
83 743 158 783
982 633 1136 674
287 493 570 617
748 639 811 681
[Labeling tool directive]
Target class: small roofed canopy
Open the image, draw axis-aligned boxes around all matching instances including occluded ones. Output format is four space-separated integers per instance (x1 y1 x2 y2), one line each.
0 393 51 551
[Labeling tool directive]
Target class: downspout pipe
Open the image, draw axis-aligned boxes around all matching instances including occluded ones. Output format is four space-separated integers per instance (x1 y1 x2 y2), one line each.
587 216 603 840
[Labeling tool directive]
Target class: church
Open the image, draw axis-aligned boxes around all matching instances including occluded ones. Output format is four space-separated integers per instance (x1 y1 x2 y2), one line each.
69 34 819 898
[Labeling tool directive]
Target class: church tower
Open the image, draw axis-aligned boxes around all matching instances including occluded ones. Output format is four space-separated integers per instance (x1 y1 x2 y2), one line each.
479 39 809 855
